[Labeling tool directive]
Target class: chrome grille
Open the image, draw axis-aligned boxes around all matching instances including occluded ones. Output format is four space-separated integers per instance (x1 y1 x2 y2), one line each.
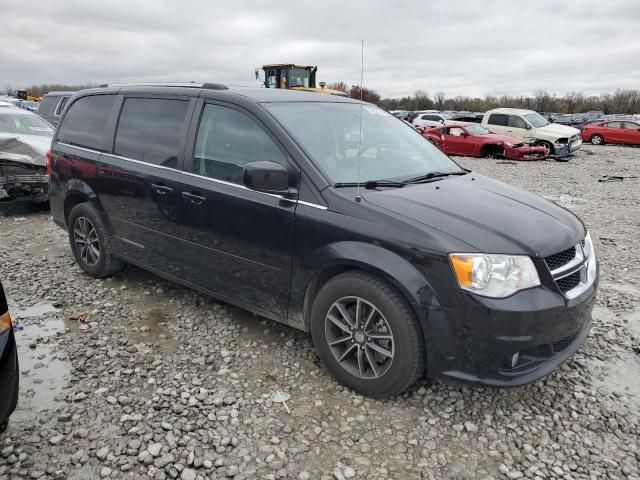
556 271 581 293
545 247 576 271
545 237 596 299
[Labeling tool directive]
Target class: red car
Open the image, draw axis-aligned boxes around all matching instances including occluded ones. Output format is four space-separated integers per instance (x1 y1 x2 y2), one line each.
418 122 547 160
581 120 640 146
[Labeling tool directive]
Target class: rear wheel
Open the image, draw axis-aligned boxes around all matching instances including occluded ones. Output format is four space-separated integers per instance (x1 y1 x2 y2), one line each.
311 271 425 398
68 203 125 278
590 134 604 145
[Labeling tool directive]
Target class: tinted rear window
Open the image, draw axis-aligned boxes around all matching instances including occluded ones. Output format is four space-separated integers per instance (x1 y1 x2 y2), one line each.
58 95 115 150
487 113 508 126
114 98 189 167
37 95 58 115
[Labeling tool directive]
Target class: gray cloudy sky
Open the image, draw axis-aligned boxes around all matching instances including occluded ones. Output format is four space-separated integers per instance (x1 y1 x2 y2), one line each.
2 0 639 98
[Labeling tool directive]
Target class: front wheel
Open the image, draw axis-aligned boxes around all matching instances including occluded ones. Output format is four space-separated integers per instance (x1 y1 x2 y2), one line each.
590 134 604 145
311 271 425 398
537 140 554 155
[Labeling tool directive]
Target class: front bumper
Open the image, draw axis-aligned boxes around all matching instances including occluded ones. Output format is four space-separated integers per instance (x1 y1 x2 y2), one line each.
0 170 48 202
553 137 582 158
0 329 19 425
425 270 598 387
505 145 547 161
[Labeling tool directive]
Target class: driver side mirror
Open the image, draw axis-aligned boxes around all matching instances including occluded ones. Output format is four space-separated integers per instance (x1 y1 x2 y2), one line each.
243 161 293 195
525 124 532 130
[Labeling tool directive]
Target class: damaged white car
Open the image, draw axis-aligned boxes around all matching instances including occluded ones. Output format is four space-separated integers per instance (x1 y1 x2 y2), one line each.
0 106 53 202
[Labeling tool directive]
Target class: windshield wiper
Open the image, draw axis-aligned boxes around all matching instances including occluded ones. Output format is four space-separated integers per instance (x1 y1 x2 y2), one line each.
403 170 467 184
334 180 405 189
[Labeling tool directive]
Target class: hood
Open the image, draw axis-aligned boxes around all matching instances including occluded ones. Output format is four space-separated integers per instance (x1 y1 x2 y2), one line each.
361 173 584 257
0 134 51 167
538 123 580 137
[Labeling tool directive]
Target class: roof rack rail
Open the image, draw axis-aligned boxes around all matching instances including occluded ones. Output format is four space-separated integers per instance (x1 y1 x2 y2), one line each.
97 82 228 90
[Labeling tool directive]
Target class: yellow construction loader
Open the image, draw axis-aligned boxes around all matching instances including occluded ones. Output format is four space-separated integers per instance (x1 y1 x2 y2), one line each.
257 64 349 96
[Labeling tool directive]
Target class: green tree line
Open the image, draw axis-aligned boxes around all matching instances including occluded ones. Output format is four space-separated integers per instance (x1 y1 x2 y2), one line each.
326 83 640 114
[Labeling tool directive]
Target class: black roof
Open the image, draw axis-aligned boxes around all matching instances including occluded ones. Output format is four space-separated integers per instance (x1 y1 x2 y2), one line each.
73 83 361 104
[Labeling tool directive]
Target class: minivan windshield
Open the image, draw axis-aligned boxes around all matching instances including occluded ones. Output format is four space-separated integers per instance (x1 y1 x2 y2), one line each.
523 112 549 128
265 102 463 184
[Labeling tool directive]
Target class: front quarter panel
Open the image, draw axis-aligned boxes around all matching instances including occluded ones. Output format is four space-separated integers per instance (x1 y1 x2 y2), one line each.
288 193 474 333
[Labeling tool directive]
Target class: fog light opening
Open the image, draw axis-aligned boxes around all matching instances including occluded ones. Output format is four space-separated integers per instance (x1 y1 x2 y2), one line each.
510 352 520 368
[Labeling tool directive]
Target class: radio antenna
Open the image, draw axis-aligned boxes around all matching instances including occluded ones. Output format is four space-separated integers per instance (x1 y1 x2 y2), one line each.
356 39 364 202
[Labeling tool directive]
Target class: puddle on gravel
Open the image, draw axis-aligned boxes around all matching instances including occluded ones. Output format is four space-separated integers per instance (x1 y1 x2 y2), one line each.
622 310 640 337
590 351 640 408
9 301 71 421
127 307 179 352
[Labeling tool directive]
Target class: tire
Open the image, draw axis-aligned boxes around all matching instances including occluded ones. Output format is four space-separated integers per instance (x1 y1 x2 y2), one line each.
68 202 125 278
590 134 604 145
310 271 425 398
537 140 554 155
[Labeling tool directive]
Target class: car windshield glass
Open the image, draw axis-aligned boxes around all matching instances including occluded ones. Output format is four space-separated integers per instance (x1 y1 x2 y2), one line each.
0 113 54 136
465 124 489 135
523 113 549 128
265 102 462 184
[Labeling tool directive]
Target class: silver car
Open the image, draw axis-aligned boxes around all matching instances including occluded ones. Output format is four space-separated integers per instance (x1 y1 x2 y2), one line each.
0 106 53 202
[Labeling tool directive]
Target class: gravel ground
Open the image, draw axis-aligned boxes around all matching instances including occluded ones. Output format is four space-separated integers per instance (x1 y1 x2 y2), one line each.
0 145 639 480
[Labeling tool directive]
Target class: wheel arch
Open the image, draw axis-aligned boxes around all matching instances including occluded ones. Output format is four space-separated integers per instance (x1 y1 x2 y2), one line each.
297 241 439 334
62 180 103 228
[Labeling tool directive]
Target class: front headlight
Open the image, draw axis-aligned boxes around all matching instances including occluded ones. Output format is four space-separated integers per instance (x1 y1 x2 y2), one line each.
450 253 540 298
0 311 12 335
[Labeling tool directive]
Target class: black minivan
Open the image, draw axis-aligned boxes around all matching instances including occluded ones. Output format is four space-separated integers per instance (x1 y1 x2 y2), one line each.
48 84 598 397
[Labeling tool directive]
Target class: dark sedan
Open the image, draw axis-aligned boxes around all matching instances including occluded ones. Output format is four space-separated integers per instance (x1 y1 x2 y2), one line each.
0 281 19 432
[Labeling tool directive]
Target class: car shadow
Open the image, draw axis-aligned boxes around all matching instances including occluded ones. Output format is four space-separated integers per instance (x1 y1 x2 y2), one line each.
0 201 50 217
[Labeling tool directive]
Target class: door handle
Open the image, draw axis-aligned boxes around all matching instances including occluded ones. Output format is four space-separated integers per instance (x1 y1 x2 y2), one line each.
182 191 206 205
151 184 173 195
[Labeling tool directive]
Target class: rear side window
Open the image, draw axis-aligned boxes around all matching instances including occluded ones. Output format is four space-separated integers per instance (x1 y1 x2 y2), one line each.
508 115 527 128
193 104 286 184
487 113 508 126
58 95 115 150
623 122 640 130
114 98 189 168
37 95 58 115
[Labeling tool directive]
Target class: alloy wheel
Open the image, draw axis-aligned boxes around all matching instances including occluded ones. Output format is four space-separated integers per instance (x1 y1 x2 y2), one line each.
73 216 100 266
591 135 603 145
324 296 395 379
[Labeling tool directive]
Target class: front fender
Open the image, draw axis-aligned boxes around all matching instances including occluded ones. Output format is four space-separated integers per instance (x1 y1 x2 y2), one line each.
289 241 441 332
